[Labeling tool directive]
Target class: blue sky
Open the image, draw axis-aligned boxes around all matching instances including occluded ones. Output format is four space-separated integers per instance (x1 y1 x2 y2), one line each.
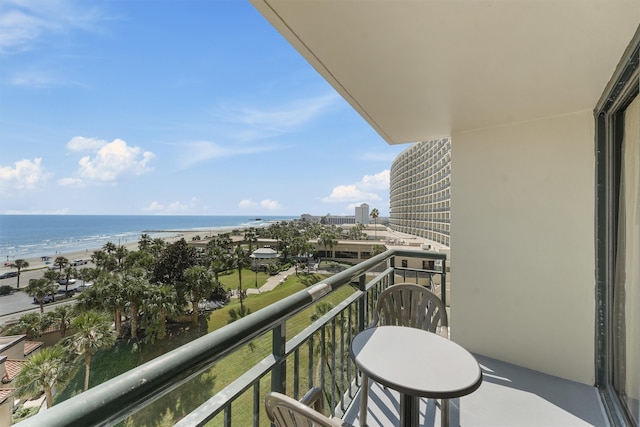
0 0 408 217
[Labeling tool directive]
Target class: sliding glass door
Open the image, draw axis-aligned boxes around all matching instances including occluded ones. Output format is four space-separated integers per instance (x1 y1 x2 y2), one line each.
613 93 640 425
596 28 640 427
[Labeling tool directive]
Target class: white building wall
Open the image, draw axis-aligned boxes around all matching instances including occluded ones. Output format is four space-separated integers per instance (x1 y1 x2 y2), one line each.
390 139 451 246
450 111 595 385
355 203 369 224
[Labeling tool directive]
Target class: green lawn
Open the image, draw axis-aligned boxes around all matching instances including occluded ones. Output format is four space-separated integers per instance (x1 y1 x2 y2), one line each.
54 269 356 427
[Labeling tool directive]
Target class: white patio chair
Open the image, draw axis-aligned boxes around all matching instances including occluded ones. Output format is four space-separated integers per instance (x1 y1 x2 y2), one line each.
265 387 353 427
359 283 449 426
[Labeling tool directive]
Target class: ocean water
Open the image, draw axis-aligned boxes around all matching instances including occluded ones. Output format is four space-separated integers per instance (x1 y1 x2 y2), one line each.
0 215 296 261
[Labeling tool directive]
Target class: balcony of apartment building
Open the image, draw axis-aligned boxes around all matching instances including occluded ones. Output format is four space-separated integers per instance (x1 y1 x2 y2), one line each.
15 1 640 426
14 250 612 427
12 250 606 427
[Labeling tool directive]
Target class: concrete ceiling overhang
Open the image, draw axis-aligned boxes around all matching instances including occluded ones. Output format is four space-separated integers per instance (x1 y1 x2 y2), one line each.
250 0 639 145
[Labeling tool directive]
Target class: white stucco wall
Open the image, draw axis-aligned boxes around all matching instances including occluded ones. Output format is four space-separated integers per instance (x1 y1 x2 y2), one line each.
450 110 595 385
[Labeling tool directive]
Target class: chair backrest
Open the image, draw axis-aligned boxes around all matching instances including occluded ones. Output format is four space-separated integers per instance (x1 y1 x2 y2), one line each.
265 391 347 427
372 283 448 336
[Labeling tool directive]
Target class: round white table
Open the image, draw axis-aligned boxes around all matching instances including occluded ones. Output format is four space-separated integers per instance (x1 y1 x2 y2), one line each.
350 325 483 427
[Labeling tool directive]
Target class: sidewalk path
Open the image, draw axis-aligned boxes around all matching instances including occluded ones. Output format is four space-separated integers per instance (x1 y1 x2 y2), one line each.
244 266 297 295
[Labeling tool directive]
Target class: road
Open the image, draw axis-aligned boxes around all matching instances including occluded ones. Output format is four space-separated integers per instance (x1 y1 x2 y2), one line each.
0 265 84 325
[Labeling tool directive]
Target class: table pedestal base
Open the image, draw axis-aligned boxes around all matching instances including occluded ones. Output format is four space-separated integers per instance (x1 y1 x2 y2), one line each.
398 395 451 427
399 394 419 427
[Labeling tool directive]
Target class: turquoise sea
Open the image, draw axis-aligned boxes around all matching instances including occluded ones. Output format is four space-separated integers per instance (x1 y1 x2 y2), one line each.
0 215 296 261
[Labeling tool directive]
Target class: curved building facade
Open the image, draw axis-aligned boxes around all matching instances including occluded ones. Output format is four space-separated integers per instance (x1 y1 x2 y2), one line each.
389 138 451 247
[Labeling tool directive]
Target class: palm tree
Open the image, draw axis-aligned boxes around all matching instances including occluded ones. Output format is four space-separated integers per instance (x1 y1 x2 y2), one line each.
91 249 108 271
233 246 251 314
13 258 28 289
149 238 166 258
138 233 152 251
25 278 57 314
371 244 386 256
102 241 117 254
61 266 77 294
54 256 69 274
123 250 154 272
145 284 178 340
121 270 150 339
46 305 74 338
77 267 99 286
97 274 127 337
206 241 231 282
14 346 70 408
318 232 337 267
115 245 129 269
370 208 380 240
244 228 258 253
184 266 217 325
43 269 59 284
67 310 116 391
7 312 45 339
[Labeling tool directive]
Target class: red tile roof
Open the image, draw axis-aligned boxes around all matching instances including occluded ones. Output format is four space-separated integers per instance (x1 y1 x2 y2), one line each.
4 360 27 382
0 388 13 404
23 341 43 357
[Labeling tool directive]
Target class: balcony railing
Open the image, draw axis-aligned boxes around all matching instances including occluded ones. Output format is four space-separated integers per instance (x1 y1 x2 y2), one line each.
15 249 446 427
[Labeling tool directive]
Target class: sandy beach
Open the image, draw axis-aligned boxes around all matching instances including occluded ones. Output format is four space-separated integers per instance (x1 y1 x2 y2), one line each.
2 229 207 275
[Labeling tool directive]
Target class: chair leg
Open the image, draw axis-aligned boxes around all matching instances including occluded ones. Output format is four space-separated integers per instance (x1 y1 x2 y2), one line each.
359 374 369 427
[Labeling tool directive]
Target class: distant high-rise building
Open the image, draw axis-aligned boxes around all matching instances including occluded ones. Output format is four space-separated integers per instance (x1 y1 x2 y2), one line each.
390 138 451 247
355 203 370 224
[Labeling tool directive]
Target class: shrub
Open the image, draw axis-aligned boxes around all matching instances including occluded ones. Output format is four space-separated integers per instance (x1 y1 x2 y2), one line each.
0 285 12 296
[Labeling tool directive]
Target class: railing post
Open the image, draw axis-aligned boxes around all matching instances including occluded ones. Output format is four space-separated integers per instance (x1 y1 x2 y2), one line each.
390 256 396 286
271 322 287 394
441 258 447 307
357 274 367 332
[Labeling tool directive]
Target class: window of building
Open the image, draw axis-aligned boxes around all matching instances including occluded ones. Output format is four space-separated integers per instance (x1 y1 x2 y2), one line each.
401 260 408 268
595 30 639 425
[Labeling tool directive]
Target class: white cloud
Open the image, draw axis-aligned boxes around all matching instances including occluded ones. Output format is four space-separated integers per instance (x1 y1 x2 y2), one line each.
67 136 107 152
0 0 103 54
10 71 55 88
62 137 155 184
178 141 273 169
260 199 281 210
176 93 342 169
143 201 164 212
322 170 389 203
57 177 83 187
143 199 193 213
359 170 389 191
228 93 340 130
322 185 381 203
142 197 199 213
239 199 257 209
0 157 50 193
238 198 282 211
219 92 342 142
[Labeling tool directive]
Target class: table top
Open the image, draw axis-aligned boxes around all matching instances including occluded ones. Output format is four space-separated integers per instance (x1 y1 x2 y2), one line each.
350 325 483 399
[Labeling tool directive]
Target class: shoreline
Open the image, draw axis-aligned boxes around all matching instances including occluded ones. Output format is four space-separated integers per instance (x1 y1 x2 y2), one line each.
0 215 295 264
2 229 214 274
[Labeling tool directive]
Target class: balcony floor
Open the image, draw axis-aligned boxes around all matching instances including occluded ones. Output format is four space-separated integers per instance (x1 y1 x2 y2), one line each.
342 354 609 427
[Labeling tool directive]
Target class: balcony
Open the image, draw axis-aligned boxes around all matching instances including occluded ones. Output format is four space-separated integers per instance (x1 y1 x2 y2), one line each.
15 249 606 427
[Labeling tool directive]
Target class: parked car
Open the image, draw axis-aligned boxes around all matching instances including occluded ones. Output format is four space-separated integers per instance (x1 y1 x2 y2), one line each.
75 283 93 293
0 271 18 279
70 259 88 266
34 295 54 304
58 278 77 286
